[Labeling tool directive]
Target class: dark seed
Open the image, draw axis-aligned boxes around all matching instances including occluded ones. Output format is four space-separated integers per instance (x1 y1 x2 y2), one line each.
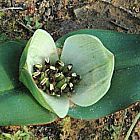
51 92 56 96
45 57 50 64
40 78 49 86
62 66 68 74
42 85 46 91
55 60 64 71
63 85 70 93
49 83 54 91
49 77 55 83
76 75 81 81
39 72 46 81
61 83 67 92
67 64 73 71
69 82 74 88
66 77 71 82
71 72 77 77
56 79 66 89
55 73 64 82
32 71 41 79
33 64 42 72
54 88 61 97
46 79 50 88
45 58 50 68
50 66 56 70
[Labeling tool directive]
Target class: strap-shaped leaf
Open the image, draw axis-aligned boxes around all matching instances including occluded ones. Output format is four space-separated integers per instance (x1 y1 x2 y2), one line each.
0 30 140 125
0 41 57 125
56 29 140 119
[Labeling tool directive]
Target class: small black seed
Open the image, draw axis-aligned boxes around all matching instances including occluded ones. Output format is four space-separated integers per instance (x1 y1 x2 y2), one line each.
71 72 77 77
76 75 81 81
67 64 73 71
32 71 41 79
40 78 49 86
55 73 64 82
56 78 66 89
69 82 74 88
61 83 67 92
49 76 55 83
55 60 64 71
63 85 70 93
39 72 46 81
50 83 54 91
45 58 50 68
33 64 42 72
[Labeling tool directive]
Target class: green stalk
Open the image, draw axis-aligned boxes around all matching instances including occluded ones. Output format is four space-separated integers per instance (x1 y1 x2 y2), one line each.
124 112 140 140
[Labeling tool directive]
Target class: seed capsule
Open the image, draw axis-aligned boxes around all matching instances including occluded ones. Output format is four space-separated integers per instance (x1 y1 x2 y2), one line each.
55 73 64 82
67 64 73 71
33 64 42 72
50 83 54 91
45 58 50 68
62 65 73 76
69 82 74 88
56 79 66 89
32 71 41 79
55 60 64 70
50 66 56 70
71 72 77 77
42 85 46 91
61 83 67 92
46 78 50 88
49 77 55 83
49 66 57 76
40 78 49 86
76 75 81 82
39 72 46 81
62 85 70 93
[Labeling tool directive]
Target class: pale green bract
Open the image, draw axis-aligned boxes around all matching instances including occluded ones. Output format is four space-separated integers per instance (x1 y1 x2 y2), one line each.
19 29 114 118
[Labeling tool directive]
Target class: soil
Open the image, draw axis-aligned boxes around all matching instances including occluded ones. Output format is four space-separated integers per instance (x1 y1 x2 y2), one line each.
0 0 140 140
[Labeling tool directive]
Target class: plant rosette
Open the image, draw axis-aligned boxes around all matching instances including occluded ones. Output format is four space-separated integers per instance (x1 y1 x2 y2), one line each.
19 29 114 118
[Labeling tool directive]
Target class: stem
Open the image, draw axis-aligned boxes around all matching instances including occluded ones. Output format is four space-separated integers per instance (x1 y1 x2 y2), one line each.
0 7 23 11
124 112 140 140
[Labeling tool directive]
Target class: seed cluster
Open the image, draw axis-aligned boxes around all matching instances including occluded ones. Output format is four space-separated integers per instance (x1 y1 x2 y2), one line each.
32 58 81 97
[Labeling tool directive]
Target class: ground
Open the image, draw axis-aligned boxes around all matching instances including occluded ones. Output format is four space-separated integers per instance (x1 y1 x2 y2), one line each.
0 0 140 140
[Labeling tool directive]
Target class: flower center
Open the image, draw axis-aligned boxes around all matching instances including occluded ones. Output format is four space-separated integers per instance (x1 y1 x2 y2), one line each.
32 58 81 97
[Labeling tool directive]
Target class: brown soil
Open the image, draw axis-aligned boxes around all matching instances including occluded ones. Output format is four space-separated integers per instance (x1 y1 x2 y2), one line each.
0 0 140 139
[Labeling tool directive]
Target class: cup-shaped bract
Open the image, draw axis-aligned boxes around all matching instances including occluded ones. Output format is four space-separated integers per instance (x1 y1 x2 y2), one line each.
61 34 114 106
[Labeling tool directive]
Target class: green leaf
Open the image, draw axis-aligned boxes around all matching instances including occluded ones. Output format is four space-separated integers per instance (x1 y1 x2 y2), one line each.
56 29 140 119
19 29 69 118
61 34 114 106
0 41 57 125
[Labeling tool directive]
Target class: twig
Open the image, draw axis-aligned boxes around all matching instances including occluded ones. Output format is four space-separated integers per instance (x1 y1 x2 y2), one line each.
124 112 140 140
16 20 34 33
119 6 137 18
101 0 138 19
0 7 23 11
110 20 129 30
